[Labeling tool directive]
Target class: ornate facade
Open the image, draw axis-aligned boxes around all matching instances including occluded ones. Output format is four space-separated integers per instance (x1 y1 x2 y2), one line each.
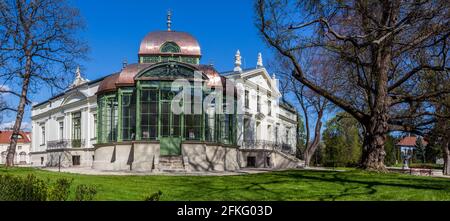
30 18 301 172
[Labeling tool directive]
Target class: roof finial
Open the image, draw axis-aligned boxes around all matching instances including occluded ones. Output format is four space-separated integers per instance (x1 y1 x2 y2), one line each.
257 52 263 68
70 66 88 88
167 10 172 31
122 59 128 70
76 66 81 79
234 50 242 72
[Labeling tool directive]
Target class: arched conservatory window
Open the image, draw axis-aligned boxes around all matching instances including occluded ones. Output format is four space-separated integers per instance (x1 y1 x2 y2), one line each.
121 89 136 141
184 87 203 140
98 94 118 143
160 42 181 53
140 88 159 140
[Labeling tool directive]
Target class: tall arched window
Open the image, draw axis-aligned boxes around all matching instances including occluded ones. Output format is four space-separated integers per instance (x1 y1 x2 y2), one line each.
160 42 180 53
1 151 7 164
19 152 26 163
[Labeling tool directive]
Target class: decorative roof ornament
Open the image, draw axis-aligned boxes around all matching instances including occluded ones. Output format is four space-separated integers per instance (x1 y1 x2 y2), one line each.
70 66 88 88
167 10 172 31
122 59 128 70
234 50 242 72
257 52 263 68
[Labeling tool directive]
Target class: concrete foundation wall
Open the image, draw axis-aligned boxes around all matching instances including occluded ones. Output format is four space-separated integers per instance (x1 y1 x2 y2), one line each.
33 143 300 172
92 144 133 171
132 143 158 172
240 150 300 169
31 150 93 167
182 143 240 172
240 151 271 168
30 153 47 167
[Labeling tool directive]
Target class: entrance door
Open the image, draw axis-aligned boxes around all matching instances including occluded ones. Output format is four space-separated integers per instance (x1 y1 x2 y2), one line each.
159 95 182 156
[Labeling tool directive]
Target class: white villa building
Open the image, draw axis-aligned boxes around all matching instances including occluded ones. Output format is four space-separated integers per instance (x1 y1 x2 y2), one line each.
30 17 300 172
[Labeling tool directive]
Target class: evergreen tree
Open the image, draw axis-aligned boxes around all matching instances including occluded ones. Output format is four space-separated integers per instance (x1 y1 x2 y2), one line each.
415 137 426 163
383 135 398 166
322 113 362 167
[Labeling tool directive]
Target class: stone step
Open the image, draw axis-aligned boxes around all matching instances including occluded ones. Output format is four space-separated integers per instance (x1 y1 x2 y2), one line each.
158 156 185 171
159 156 183 162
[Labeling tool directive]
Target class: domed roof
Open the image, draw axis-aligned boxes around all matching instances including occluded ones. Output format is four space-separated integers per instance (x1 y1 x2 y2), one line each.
96 63 238 95
138 31 201 57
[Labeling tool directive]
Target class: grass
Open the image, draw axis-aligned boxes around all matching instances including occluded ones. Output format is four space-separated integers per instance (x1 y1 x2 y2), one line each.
1 166 450 201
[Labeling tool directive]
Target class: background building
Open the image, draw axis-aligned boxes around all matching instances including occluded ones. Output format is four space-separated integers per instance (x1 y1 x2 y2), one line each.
0 130 31 165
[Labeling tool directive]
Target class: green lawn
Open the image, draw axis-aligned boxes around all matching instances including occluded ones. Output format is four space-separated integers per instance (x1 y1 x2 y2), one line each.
1 166 450 201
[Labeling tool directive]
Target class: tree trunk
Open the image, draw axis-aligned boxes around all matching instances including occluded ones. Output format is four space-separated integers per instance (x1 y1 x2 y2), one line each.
303 111 323 167
360 111 389 171
6 56 31 167
442 137 450 176
359 44 391 172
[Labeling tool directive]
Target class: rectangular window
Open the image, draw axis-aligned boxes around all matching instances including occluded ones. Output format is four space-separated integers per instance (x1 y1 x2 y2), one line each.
18 146 22 150
218 114 234 144
267 125 272 141
285 128 290 143
245 90 249 108
72 155 80 166
257 95 261 112
243 118 249 142
41 126 45 145
72 112 81 147
93 114 97 139
184 89 202 140
141 89 159 140
247 156 256 167
205 113 215 142
98 95 118 143
121 92 135 141
268 100 272 116
59 121 64 140
256 121 261 141
275 125 279 144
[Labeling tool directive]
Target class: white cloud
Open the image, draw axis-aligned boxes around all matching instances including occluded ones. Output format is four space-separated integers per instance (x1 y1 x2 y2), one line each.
0 85 11 92
0 121 31 131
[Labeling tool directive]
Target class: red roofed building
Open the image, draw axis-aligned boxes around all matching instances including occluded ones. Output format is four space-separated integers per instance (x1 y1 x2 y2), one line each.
396 135 428 167
0 130 32 165
397 136 428 147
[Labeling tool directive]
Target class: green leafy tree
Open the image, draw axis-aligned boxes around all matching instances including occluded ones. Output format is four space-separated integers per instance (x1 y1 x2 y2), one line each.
296 113 307 159
383 135 398 166
322 112 362 167
415 137 426 163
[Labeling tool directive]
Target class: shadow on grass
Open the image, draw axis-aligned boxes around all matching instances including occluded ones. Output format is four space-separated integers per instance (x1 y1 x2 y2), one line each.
173 170 449 201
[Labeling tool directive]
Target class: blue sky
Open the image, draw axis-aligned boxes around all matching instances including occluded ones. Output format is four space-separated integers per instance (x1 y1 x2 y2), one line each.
1 0 275 129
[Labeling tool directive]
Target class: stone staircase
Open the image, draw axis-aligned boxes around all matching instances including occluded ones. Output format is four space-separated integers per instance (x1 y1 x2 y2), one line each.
158 156 185 172
274 149 305 168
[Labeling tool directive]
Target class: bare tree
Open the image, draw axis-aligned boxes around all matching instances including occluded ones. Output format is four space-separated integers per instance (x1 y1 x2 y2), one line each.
0 0 88 167
272 55 335 167
256 0 450 171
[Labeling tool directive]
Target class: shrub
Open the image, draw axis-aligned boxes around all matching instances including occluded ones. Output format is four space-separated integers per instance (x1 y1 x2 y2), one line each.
47 178 73 201
0 174 48 201
75 184 97 201
144 190 163 201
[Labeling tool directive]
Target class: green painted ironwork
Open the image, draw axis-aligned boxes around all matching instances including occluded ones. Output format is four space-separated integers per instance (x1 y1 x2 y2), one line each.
160 42 180 53
96 62 237 147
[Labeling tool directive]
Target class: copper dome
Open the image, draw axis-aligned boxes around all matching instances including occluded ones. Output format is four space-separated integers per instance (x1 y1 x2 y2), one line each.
96 63 237 95
138 31 201 57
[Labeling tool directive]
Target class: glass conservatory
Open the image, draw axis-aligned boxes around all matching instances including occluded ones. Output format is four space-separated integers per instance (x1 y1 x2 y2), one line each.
96 63 237 155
